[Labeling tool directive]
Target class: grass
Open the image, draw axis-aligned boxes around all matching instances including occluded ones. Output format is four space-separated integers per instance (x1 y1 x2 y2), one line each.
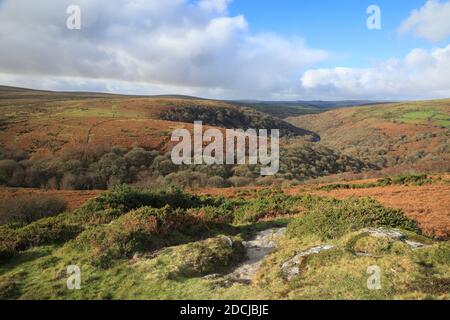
0 186 448 300
401 110 450 127
58 107 140 119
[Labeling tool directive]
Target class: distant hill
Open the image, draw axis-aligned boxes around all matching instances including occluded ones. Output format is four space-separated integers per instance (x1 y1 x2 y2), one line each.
232 100 390 119
288 99 450 172
0 85 318 157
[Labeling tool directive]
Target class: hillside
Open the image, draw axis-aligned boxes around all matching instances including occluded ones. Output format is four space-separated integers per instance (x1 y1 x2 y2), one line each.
0 86 371 190
0 185 448 299
1 87 449 190
288 100 450 173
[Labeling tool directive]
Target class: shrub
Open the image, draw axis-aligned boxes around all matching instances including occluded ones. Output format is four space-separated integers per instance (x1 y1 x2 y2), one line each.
391 174 432 186
188 205 234 225
233 191 301 223
15 216 82 250
69 205 210 268
0 226 18 260
0 195 68 225
287 197 420 240
90 185 202 213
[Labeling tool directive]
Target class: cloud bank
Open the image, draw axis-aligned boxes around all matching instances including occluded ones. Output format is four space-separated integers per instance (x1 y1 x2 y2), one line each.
0 0 327 99
0 0 449 100
300 45 450 100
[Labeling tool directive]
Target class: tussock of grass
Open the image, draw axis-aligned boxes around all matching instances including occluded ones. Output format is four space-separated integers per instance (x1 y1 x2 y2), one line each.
167 236 245 279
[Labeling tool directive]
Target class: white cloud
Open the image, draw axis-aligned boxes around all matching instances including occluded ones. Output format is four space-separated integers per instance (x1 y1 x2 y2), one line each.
0 0 327 99
300 45 450 100
399 0 450 42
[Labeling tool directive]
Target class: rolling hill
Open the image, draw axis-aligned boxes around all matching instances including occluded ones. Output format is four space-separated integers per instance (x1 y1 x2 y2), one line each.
0 86 449 190
288 99 450 174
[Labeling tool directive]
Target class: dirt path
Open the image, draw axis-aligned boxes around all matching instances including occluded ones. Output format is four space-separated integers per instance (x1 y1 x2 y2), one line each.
227 228 286 282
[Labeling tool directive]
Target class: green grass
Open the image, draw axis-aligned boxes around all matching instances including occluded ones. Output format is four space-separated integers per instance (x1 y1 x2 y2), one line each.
401 110 450 127
57 107 140 119
0 186 448 300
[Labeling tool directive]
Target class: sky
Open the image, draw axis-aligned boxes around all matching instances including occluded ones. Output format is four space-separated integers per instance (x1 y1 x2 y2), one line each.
0 0 449 100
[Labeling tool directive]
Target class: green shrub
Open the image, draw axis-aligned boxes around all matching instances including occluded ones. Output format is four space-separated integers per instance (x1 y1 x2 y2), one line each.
287 197 419 240
233 192 301 223
188 205 234 224
392 174 432 186
0 226 18 260
317 174 434 191
0 195 68 225
15 216 82 250
91 185 202 213
69 205 210 268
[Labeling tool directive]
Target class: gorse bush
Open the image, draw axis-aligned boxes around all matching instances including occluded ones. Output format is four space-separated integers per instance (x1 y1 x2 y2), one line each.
318 174 434 191
233 191 302 223
0 187 206 259
85 185 203 213
188 205 235 225
287 196 420 240
390 174 433 186
69 205 214 268
0 195 68 226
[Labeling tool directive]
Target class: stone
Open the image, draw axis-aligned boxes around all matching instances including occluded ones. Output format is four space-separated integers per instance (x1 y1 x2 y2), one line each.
363 227 405 240
202 273 222 280
227 227 286 282
281 245 334 280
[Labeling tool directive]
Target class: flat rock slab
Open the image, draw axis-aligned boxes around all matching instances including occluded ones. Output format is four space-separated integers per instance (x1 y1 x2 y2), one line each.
281 245 335 280
363 227 405 240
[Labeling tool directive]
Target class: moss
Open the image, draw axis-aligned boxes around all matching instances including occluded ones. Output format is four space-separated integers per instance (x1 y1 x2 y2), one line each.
349 235 410 256
167 236 245 279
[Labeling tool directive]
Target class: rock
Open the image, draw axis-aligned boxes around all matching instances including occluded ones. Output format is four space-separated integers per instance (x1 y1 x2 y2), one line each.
363 227 405 240
220 236 233 248
281 245 334 280
202 273 222 280
405 240 427 249
350 228 429 256
227 227 286 282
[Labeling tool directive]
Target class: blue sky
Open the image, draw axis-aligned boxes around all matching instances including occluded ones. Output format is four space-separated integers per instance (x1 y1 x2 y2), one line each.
0 0 449 100
229 0 434 67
